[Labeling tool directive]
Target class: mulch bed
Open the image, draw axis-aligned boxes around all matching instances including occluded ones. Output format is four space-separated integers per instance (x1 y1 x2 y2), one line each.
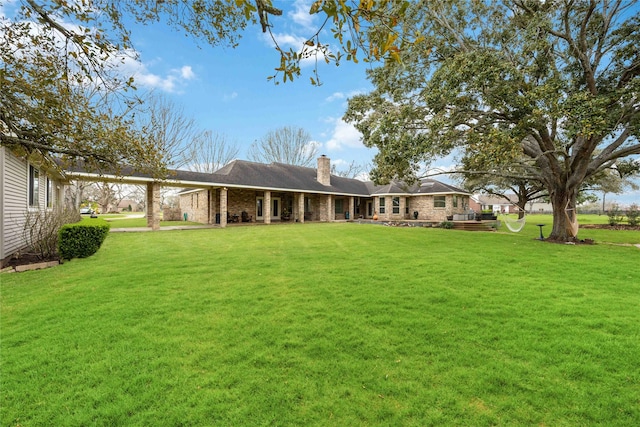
580 224 640 231
2 253 61 272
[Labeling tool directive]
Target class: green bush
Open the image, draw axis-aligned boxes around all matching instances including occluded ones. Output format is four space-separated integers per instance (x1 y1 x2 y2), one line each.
627 204 639 226
58 221 110 260
439 221 454 229
607 203 624 225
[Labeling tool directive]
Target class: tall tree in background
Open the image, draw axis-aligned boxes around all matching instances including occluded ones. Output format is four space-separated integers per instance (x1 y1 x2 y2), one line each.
331 160 369 179
185 131 239 174
248 126 318 167
139 95 201 171
582 161 640 212
1 1 413 174
345 1 640 241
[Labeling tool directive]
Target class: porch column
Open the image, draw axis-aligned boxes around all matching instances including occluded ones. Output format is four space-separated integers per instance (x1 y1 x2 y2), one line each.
57 183 66 212
264 191 271 224
348 196 354 221
146 182 160 230
209 188 217 225
327 194 333 222
297 192 305 223
220 187 228 228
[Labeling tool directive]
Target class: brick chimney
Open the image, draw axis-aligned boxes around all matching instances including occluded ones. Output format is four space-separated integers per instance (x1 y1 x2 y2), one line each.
317 155 330 186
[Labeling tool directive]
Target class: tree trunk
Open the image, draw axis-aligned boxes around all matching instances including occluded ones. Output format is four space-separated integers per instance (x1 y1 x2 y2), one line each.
517 199 527 219
548 188 578 241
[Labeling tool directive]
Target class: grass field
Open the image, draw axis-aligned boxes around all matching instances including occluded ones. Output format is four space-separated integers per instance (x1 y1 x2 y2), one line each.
2 222 639 425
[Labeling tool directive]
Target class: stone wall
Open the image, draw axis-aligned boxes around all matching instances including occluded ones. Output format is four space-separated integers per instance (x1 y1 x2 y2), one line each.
372 195 469 222
228 188 258 220
375 196 410 221
406 195 468 222
180 190 210 223
163 207 182 221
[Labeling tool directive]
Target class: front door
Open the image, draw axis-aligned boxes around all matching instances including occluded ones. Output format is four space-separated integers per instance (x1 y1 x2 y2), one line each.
366 201 373 218
256 197 281 220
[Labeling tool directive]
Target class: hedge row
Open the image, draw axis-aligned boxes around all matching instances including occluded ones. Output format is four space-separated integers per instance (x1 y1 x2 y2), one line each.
58 221 110 260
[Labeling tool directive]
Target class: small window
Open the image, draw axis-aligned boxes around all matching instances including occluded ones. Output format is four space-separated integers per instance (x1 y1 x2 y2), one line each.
453 195 458 208
392 197 400 214
379 197 386 214
335 199 344 214
29 165 39 207
46 178 53 208
434 196 446 208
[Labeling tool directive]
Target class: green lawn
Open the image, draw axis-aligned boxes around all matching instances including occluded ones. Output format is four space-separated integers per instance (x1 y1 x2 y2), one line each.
86 215 205 228
2 223 639 425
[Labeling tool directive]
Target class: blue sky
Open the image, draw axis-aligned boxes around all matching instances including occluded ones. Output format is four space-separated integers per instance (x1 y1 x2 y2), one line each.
117 1 385 174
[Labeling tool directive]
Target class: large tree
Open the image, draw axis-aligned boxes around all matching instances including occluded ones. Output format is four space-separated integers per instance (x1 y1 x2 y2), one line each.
1 0 413 174
185 131 239 174
345 1 640 241
248 126 318 167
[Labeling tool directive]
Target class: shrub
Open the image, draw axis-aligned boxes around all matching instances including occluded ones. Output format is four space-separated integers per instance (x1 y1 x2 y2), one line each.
627 204 639 226
58 220 110 260
439 221 454 229
607 204 624 226
22 208 82 260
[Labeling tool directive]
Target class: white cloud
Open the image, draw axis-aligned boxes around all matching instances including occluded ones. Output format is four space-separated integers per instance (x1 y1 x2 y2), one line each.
180 65 195 80
325 92 345 103
224 91 238 101
325 90 365 103
288 0 315 29
261 31 333 68
113 52 196 93
324 117 363 151
264 32 306 49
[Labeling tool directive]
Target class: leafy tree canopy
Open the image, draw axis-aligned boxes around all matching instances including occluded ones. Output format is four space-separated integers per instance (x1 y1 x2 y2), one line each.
1 0 413 175
345 0 640 240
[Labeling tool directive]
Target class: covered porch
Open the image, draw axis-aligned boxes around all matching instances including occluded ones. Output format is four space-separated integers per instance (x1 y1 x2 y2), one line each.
179 186 374 228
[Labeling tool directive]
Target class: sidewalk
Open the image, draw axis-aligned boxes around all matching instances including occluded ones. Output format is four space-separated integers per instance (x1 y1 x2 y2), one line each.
110 225 219 232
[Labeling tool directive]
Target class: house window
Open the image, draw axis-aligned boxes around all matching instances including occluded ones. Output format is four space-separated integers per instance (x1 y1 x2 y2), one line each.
46 178 53 208
257 198 263 217
335 199 344 214
453 195 458 208
392 197 400 214
434 196 446 208
28 165 39 207
379 197 386 214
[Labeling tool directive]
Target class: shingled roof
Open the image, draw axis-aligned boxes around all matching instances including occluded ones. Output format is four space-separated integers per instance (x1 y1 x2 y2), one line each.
63 157 469 197
368 178 471 196
174 160 371 196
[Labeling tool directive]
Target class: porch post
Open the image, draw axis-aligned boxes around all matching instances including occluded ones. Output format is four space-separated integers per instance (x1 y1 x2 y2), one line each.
57 183 66 212
327 194 333 222
264 191 271 224
298 192 305 223
208 188 217 225
348 196 354 221
146 182 160 230
220 187 228 228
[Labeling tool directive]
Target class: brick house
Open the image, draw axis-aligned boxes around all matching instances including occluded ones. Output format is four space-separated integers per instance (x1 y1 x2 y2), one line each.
178 156 472 225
